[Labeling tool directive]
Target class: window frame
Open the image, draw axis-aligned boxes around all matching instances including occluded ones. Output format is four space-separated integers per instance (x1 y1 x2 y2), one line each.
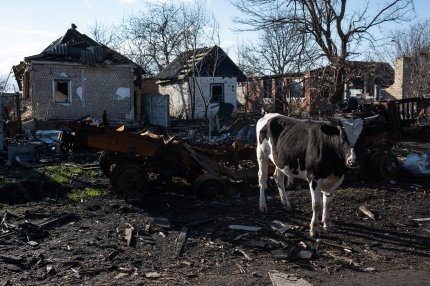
263 79 272 99
52 78 72 105
210 83 224 103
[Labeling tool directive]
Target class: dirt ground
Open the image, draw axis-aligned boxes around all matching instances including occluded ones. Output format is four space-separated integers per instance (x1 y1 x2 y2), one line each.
1 151 430 286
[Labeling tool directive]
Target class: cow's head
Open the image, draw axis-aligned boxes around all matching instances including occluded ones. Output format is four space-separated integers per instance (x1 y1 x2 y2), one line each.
322 115 379 168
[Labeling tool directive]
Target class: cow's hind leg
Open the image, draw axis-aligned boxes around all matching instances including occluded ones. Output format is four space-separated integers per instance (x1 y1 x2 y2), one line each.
308 179 322 237
257 147 269 213
273 168 292 211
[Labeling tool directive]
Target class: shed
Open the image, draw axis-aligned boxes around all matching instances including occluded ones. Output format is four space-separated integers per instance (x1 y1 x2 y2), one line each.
156 45 246 120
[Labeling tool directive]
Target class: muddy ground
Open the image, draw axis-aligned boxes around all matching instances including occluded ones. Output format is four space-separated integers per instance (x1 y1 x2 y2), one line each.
1 151 430 286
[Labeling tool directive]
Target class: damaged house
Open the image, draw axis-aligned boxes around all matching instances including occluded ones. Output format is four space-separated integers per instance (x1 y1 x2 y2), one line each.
156 45 246 120
13 24 144 124
239 61 394 116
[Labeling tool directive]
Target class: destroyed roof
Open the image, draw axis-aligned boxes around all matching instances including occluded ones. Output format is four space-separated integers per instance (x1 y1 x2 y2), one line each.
310 61 395 87
156 45 246 83
23 25 142 68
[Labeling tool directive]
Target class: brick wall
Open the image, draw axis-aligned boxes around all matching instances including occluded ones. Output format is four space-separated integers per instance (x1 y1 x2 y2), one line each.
29 63 136 122
141 78 159 94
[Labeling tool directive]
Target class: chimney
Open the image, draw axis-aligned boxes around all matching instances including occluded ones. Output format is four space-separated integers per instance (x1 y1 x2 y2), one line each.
384 56 411 100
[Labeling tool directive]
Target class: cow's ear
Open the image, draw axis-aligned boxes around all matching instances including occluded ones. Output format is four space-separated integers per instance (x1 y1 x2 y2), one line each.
321 124 340 136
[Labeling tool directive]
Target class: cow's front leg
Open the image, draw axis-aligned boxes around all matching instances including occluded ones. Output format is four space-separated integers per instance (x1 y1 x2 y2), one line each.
309 179 322 237
322 194 334 231
274 168 292 211
257 151 269 213
321 175 343 232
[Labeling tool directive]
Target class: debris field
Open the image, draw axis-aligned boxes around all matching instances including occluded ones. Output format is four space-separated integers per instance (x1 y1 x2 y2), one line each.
1 149 430 285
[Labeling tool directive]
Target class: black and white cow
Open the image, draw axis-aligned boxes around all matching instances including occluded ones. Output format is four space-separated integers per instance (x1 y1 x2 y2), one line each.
256 113 377 237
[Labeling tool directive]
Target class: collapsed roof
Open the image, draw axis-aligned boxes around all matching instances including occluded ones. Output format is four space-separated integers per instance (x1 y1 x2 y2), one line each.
13 24 145 89
156 45 246 83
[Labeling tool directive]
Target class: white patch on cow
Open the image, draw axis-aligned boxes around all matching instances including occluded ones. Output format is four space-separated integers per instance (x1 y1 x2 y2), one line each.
116 87 131 100
346 147 357 166
76 87 83 101
278 158 308 182
340 118 363 145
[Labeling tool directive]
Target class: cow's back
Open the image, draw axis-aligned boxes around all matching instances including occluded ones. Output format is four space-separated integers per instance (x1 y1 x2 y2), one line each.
257 114 346 179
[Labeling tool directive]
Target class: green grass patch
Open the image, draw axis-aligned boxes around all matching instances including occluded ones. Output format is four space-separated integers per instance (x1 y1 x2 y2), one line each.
0 203 10 211
36 165 83 184
1 164 88 186
66 187 107 202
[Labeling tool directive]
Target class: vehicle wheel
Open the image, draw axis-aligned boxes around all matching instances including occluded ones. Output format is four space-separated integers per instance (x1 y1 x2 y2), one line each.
110 162 147 201
59 142 70 153
99 150 115 177
192 174 227 201
377 153 399 180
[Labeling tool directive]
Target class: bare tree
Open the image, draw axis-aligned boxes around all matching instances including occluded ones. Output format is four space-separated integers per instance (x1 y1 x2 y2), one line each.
237 17 323 114
0 73 14 94
232 0 414 103
113 0 217 75
0 74 6 93
182 4 222 120
88 20 121 50
392 20 430 98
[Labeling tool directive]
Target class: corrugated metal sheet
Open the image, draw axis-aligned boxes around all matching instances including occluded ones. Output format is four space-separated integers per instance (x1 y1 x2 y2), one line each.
52 44 68 55
80 50 96 66
93 46 103 63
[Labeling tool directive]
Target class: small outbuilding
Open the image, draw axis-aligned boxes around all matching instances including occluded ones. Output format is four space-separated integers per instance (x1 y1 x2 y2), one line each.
156 45 246 120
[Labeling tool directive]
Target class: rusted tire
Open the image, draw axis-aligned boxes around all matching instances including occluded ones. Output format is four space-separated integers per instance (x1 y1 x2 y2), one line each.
99 150 115 177
367 150 384 177
377 153 399 180
192 174 227 201
110 162 147 201
366 150 399 180
59 142 70 153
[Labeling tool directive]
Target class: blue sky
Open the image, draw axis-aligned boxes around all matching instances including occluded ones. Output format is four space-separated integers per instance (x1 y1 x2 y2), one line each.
1 0 429 88
0 0 242 79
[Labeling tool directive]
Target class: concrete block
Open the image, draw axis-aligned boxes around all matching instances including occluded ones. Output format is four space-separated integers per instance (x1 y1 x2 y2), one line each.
7 143 37 165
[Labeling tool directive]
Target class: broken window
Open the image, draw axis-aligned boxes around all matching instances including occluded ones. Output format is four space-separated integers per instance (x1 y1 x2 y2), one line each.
263 79 272 98
290 79 304 99
53 79 71 103
210 84 224 103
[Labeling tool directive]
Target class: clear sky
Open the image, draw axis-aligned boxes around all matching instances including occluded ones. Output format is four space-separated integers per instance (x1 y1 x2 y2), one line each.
0 0 242 80
1 0 429 90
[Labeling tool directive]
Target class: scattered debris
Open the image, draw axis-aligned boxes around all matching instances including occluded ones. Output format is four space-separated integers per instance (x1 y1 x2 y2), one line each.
316 239 355 253
270 220 292 234
229 225 261 232
363 267 377 272
359 205 376 220
234 247 253 261
268 270 313 286
176 226 188 257
124 224 134 247
145 272 162 279
271 246 314 261
412 218 430 222
402 150 430 176
36 213 76 230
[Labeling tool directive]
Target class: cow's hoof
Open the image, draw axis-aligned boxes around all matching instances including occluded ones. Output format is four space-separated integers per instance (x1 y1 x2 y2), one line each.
283 204 293 212
259 206 268 213
310 231 320 238
323 224 334 233
310 227 321 238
